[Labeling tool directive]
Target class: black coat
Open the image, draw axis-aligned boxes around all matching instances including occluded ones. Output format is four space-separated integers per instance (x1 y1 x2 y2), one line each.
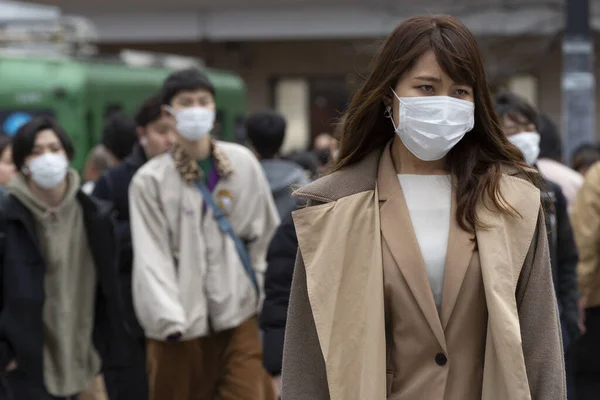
260 213 298 376
540 178 580 349
0 190 126 386
92 143 147 338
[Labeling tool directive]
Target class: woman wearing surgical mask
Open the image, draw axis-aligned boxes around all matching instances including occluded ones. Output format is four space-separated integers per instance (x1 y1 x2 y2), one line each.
496 91 580 399
0 117 126 399
281 15 564 400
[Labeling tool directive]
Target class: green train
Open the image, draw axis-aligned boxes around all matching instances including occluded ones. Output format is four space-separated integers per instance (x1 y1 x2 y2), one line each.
0 52 247 171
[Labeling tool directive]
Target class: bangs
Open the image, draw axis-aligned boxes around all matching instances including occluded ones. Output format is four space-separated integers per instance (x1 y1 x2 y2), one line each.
430 28 476 87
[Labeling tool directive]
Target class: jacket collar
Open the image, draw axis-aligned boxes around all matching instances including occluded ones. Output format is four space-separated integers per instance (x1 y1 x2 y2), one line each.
4 189 110 222
294 148 381 203
294 143 535 204
171 140 234 184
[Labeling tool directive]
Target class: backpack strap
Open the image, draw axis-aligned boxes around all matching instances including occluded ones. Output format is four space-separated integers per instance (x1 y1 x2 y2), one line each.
195 181 260 299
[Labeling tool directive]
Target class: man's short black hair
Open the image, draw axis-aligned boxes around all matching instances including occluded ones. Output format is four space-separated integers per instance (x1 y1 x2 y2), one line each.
495 91 539 127
245 110 286 159
12 117 75 171
135 94 163 128
102 112 137 160
572 142 600 172
0 135 11 159
160 68 216 106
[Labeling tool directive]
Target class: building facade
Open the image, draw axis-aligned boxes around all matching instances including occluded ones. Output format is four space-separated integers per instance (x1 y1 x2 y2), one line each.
21 0 600 155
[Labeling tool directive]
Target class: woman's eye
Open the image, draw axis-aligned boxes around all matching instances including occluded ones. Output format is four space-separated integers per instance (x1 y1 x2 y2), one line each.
456 88 470 96
418 85 434 93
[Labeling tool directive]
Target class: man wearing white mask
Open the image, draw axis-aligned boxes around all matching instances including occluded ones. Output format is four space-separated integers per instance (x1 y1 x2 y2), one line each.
0 117 124 399
129 68 279 400
496 92 580 399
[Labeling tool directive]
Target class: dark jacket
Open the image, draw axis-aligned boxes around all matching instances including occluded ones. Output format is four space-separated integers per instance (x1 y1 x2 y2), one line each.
541 178 580 349
0 191 125 385
92 143 148 337
260 213 298 376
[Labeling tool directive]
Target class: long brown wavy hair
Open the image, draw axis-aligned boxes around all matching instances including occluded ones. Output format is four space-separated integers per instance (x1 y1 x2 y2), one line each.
332 15 537 233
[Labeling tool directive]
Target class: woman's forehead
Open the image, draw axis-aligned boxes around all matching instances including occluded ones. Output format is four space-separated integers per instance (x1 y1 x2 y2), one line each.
404 50 472 86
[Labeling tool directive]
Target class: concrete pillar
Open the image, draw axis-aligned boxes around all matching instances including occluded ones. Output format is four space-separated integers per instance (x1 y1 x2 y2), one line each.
274 78 310 154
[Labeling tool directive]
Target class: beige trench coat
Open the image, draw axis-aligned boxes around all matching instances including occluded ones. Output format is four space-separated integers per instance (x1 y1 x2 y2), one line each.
280 146 565 400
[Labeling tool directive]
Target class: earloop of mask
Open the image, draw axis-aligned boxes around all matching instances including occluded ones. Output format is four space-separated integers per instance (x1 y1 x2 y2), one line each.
385 105 399 132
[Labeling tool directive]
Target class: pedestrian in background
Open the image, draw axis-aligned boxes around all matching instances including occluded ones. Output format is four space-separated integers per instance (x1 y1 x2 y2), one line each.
81 145 118 194
570 160 600 400
92 94 177 400
245 110 309 219
129 68 279 400
571 143 600 176
0 117 124 399
496 91 580 399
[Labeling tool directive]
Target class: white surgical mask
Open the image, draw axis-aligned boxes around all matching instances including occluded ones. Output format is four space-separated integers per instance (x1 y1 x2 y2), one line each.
388 92 475 161
167 106 215 141
508 132 541 166
27 153 68 189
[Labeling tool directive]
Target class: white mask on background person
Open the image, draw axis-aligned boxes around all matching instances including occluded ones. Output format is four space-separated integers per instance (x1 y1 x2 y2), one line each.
508 132 541 166
167 106 215 141
26 153 68 189
387 92 475 161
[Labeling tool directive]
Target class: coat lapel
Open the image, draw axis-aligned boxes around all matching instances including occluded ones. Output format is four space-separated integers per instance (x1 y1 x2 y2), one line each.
377 145 447 351
293 192 387 400
440 190 476 329
292 148 386 400
476 174 540 400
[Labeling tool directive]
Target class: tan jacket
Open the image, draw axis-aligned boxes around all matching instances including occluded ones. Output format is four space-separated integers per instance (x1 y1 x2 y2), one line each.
281 145 565 400
129 142 280 340
571 161 600 308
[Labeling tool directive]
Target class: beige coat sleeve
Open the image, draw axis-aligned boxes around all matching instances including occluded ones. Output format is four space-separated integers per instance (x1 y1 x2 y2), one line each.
517 210 566 400
129 174 187 340
570 162 600 296
281 252 330 400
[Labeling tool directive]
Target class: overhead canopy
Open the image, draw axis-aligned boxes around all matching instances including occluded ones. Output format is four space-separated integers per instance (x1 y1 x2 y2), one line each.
22 0 599 42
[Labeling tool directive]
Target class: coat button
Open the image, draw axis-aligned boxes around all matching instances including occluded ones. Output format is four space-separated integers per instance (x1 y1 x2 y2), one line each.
435 353 448 366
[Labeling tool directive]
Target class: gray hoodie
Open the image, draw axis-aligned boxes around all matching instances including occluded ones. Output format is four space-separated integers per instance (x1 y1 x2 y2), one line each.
260 159 310 219
7 171 100 396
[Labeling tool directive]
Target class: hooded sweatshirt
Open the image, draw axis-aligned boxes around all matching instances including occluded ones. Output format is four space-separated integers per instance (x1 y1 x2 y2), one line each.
7 171 100 396
260 159 309 219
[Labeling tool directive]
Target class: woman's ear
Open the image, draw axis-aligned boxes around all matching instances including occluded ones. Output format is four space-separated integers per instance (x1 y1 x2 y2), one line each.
382 94 393 109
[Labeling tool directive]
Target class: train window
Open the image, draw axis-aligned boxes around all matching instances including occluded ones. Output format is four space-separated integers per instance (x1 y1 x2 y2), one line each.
0 109 54 136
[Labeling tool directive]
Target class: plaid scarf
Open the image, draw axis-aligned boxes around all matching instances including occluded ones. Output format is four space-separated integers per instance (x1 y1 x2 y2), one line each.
171 140 233 184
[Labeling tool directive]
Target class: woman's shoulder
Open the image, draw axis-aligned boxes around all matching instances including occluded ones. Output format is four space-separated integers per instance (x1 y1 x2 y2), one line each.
499 163 540 190
293 150 381 204
494 163 542 217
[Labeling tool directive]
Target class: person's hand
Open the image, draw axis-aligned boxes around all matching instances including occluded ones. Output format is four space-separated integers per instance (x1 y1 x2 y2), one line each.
5 360 17 372
272 375 282 399
578 296 587 335
166 331 182 343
